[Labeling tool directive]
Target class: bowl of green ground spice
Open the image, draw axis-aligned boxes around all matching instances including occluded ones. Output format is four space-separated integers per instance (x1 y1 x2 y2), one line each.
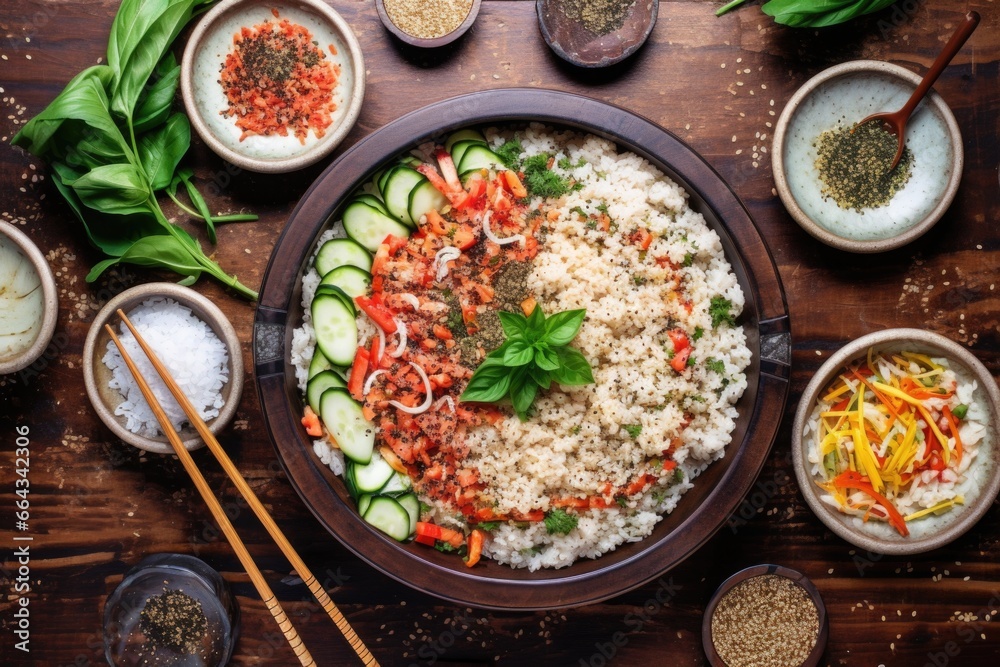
103 554 239 666
703 564 828 667
772 60 963 253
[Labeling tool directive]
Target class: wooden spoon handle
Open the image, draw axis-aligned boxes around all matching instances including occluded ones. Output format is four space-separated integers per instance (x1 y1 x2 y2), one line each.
899 11 980 119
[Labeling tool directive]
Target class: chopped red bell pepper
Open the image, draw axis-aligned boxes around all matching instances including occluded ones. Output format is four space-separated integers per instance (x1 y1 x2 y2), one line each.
347 346 369 400
355 295 397 333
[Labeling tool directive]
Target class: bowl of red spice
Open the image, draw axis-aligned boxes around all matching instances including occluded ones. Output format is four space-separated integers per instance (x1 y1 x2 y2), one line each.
181 0 365 173
375 0 482 48
703 564 828 667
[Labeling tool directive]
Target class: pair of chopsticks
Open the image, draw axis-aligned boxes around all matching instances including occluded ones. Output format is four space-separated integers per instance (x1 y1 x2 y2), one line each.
105 310 380 667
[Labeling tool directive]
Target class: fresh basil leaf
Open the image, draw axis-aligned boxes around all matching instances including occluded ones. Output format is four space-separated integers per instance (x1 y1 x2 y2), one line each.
551 347 595 386
485 338 516 361
132 55 180 133
503 340 534 367
176 169 218 243
67 163 152 216
510 370 537 420
528 364 552 391
761 0 896 28
497 310 528 338
85 233 204 283
110 0 204 120
543 309 586 346
460 359 512 404
139 112 190 191
533 343 560 372
526 303 545 336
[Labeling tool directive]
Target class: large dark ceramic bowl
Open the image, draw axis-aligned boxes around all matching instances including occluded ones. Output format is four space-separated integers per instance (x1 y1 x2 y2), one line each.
253 89 791 610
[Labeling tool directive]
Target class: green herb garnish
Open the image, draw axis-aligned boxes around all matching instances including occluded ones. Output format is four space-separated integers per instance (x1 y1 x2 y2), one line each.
11 0 258 299
705 358 726 374
476 521 501 532
692 326 705 341
495 139 524 170
709 296 737 328
522 154 572 198
460 305 595 421
952 404 969 420
623 424 642 439
544 509 579 535
715 0 896 27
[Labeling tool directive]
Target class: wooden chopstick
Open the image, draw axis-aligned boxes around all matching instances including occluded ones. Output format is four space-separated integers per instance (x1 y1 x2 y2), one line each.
104 323 316 666
113 310 380 667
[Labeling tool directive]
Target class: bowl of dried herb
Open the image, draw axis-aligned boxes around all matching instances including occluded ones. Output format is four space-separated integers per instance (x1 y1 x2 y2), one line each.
772 60 963 253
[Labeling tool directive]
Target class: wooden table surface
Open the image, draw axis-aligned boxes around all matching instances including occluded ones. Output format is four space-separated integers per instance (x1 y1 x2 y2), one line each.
3 1 1000 665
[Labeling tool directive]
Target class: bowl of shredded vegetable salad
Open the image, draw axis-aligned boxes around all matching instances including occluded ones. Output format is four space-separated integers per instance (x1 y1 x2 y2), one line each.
793 329 1000 555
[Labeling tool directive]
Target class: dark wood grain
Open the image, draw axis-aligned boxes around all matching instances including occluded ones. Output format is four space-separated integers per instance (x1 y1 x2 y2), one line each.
3 1 1000 665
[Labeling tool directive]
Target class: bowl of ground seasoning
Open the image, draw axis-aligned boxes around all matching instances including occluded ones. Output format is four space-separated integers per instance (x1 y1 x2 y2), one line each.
772 60 963 253
536 0 658 68
703 564 828 667
103 553 239 667
181 0 365 173
376 0 482 48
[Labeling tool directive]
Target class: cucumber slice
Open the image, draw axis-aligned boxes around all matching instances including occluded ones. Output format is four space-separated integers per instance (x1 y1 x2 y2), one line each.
378 471 413 496
400 155 421 167
407 179 448 225
363 496 412 542
311 294 357 367
315 284 357 316
319 265 372 299
352 193 389 216
357 493 374 517
383 166 426 227
395 492 420 536
444 129 487 153
306 370 348 415
449 139 488 168
319 387 375 464
344 461 360 500
315 237 373 276
354 455 396 494
342 201 411 252
308 348 333 381
377 165 398 197
458 144 504 173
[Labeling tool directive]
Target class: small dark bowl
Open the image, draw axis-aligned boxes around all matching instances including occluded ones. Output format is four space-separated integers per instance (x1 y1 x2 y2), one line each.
375 0 482 48
703 564 828 667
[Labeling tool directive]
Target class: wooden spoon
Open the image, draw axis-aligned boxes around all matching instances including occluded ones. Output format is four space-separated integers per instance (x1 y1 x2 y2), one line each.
857 11 980 170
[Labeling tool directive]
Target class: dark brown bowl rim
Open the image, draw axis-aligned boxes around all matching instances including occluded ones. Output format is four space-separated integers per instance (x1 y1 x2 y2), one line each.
374 0 482 48
702 564 829 667
253 88 791 610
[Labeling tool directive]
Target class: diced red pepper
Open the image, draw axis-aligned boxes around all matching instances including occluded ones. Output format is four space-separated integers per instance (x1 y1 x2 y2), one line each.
355 295 397 333
433 324 453 340
668 329 690 353
347 346 369 400
301 406 323 437
370 334 381 369
465 529 485 567
452 228 476 250
670 347 691 372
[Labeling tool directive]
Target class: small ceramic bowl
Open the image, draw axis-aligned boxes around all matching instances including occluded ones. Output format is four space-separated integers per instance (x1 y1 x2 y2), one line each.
181 0 365 173
793 329 1000 555
536 0 658 68
104 553 239 666
773 60 963 253
83 283 244 454
0 223 58 375
703 564 828 667
375 0 481 48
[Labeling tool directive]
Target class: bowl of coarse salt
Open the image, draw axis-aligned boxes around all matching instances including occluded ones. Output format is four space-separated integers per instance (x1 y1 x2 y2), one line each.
83 283 244 454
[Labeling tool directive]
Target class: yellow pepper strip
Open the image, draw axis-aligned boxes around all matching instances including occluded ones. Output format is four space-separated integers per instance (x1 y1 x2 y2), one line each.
901 351 941 371
904 496 964 522
823 382 852 403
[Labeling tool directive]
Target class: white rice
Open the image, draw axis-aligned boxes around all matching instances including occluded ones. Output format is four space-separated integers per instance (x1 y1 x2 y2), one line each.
103 297 229 438
295 125 751 569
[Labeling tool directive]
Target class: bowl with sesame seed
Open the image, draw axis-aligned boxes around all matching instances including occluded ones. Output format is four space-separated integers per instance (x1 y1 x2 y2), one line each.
375 0 482 49
772 60 963 253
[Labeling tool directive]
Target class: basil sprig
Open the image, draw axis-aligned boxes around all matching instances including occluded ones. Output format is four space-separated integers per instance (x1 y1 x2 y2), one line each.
460 306 595 420
716 0 896 27
12 0 258 299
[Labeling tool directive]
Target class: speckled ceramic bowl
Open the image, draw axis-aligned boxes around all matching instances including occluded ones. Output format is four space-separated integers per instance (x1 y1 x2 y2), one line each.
0 223 58 375
180 0 365 173
773 61 963 253
793 329 1000 555
83 283 244 454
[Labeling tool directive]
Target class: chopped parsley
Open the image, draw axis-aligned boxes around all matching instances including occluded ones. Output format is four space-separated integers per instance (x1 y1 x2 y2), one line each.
570 206 588 219
623 424 643 439
682 252 694 267
570 425 582 435
476 521 501 532
705 357 726 374
632 275 646 286
616 496 629 508
523 153 572 198
543 509 579 535
494 139 524 170
691 326 704 341
674 468 684 483
596 201 609 215
585 220 598 230
709 296 737 328
557 156 586 170
419 501 432 514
